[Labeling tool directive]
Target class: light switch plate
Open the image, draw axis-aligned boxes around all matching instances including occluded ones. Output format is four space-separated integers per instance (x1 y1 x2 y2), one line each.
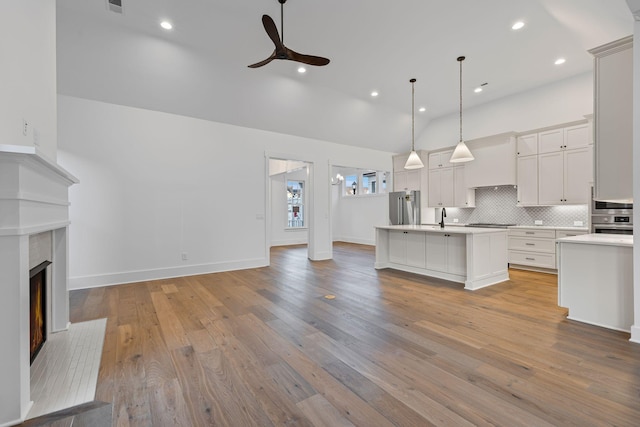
534 220 543 225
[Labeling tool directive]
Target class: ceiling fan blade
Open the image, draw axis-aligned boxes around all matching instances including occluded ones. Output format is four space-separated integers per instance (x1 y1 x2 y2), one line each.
262 15 285 51
286 48 330 66
248 51 277 68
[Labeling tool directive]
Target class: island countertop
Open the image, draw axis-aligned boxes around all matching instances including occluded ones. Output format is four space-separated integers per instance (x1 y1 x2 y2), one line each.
556 233 633 247
375 225 508 235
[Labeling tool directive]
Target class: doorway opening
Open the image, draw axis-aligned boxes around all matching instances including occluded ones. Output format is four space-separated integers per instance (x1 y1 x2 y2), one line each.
266 156 313 263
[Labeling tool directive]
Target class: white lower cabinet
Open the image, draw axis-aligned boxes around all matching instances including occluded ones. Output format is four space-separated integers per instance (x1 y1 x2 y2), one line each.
508 228 588 272
426 233 466 275
388 230 426 268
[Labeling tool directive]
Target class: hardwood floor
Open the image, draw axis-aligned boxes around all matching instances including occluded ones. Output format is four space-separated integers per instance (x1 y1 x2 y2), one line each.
69 243 640 426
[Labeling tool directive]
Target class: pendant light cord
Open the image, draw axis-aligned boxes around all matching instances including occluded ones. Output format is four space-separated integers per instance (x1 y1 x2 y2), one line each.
410 78 416 151
458 56 465 143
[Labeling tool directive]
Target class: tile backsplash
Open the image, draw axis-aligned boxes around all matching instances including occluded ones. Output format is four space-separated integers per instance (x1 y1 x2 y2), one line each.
434 186 588 227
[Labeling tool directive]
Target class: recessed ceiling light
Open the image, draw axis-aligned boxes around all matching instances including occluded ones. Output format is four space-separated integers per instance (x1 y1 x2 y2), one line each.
512 21 525 30
297 66 307 74
371 91 379 97
160 21 173 30
474 87 483 93
418 107 426 112
555 58 566 65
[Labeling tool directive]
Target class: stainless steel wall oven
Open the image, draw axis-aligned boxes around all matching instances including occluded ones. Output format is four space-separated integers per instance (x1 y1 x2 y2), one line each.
591 200 633 235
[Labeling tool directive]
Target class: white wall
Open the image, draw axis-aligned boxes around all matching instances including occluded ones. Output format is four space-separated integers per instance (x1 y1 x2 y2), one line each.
418 72 593 151
0 1 57 160
270 168 309 246
57 95 392 289
332 193 388 245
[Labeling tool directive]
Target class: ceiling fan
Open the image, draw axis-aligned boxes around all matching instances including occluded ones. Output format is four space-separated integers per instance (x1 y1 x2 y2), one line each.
248 0 330 68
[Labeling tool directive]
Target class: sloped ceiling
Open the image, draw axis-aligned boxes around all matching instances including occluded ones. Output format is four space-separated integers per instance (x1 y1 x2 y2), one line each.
56 0 633 153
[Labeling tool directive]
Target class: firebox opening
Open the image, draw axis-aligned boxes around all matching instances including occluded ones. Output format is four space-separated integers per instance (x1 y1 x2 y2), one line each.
30 260 51 364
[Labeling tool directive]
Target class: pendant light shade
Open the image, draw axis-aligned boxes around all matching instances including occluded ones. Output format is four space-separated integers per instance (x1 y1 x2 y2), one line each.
450 56 474 163
404 78 424 170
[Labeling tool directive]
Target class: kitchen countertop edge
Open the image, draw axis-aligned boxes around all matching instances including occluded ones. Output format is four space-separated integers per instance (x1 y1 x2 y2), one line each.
556 233 633 247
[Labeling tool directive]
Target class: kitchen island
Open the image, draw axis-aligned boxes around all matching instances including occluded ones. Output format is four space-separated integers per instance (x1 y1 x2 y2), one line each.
557 233 633 332
375 225 509 290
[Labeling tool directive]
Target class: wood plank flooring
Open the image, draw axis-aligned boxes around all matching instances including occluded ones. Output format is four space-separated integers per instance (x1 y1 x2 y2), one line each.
69 243 640 426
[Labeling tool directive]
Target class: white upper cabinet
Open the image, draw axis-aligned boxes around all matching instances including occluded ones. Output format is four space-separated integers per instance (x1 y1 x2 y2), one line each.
516 155 538 206
392 151 425 192
564 123 590 150
538 128 564 154
538 146 592 205
516 120 592 206
428 150 454 169
516 134 538 157
590 36 633 202
428 167 454 207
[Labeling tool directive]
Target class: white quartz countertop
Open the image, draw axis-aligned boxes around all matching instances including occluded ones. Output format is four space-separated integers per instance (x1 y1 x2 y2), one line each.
556 233 633 247
508 225 589 231
376 225 506 234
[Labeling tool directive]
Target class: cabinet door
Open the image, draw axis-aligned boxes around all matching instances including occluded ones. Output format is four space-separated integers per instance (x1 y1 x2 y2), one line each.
517 134 538 157
393 154 409 170
388 231 406 264
393 171 408 191
405 231 426 268
453 166 473 207
538 151 564 205
440 167 455 207
440 150 454 168
425 233 447 272
593 39 633 201
564 146 593 204
447 234 466 276
428 169 442 207
538 128 564 154
516 155 538 205
564 124 590 150
406 170 421 192
428 152 441 169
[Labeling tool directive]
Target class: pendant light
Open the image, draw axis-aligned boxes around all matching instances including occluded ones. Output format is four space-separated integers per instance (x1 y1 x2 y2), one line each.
404 78 424 169
449 56 474 163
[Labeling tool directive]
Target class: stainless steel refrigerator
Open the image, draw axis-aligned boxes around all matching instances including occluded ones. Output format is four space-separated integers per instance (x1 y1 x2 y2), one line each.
389 191 420 225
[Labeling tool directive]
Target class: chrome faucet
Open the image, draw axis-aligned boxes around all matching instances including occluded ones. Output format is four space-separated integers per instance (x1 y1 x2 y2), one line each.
439 207 447 228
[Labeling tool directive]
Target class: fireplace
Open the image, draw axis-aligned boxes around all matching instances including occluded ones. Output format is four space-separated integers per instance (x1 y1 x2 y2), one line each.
0 146 78 425
30 261 51 364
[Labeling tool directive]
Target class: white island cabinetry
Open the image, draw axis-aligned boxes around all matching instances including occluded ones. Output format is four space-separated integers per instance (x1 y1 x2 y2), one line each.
376 225 508 290
557 234 633 332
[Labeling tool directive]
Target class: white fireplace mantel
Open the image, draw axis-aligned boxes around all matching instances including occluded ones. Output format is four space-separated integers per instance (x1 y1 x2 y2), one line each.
0 145 78 426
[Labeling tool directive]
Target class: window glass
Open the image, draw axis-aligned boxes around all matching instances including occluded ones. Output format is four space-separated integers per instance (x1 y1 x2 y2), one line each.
345 175 358 196
287 180 304 228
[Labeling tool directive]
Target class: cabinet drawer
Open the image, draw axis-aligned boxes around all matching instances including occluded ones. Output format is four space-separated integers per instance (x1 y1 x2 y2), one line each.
556 230 588 239
508 237 555 253
509 250 556 269
508 228 556 239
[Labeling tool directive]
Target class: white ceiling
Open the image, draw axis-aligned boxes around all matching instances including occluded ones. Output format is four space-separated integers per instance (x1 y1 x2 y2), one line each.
56 0 633 153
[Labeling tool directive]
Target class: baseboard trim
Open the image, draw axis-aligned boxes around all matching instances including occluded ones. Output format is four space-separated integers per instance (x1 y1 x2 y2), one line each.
69 257 268 290
333 237 375 246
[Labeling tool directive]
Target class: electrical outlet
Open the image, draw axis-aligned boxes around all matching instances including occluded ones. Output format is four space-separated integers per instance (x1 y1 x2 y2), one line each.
181 252 188 261
22 119 28 136
574 221 583 226
534 220 543 225
453 218 459 223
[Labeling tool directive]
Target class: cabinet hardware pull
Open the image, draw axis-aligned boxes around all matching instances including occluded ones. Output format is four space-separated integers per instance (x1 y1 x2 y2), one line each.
526 232 534 234
525 243 535 246
525 257 535 261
